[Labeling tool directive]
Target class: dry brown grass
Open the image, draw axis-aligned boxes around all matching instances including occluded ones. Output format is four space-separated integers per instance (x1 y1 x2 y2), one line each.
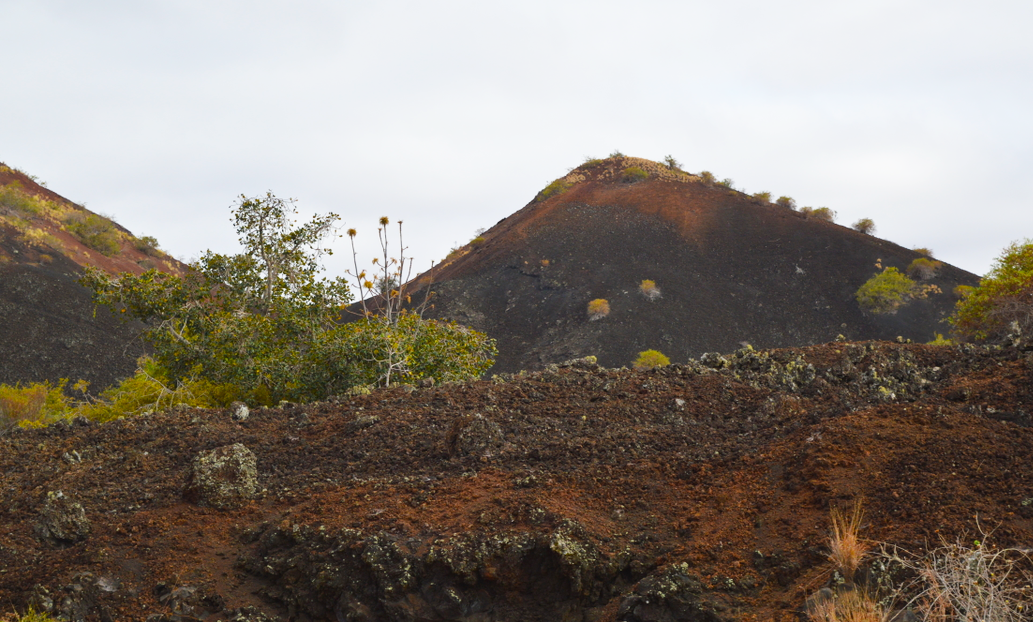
809 588 889 622
829 500 869 582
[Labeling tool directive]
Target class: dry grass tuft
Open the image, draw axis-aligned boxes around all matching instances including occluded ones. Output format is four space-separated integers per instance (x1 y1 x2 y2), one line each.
809 588 889 622
829 500 869 582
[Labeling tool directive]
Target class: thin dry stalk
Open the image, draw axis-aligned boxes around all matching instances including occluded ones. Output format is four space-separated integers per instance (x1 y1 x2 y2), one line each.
829 500 869 582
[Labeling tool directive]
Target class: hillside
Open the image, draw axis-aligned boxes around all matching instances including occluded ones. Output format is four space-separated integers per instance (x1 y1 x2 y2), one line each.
1 340 1030 620
419 157 979 373
0 163 186 390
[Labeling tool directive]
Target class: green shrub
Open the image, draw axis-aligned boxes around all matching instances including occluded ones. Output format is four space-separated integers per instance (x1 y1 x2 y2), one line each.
538 178 571 201
582 156 603 167
64 212 121 256
621 167 649 183
609 149 625 158
855 267 916 314
633 349 670 370
752 191 772 202
133 235 163 256
663 155 681 170
928 333 952 345
775 196 796 209
717 178 734 189
587 298 610 320
907 257 942 280
912 247 934 257
950 239 1033 343
469 236 485 246
852 218 876 235
698 171 716 186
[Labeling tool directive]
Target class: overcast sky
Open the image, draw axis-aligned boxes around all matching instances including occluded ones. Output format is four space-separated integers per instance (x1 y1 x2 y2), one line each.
3 0 1031 279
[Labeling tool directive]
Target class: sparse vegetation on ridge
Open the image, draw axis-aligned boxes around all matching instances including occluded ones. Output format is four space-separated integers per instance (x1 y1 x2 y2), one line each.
537 178 572 201
752 191 772 202
621 166 649 183
776 196 796 209
852 218 876 235
907 257 942 280
800 206 836 222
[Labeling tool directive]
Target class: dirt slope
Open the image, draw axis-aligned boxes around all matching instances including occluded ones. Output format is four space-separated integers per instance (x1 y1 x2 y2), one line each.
2 340 1030 621
418 157 979 374
0 164 186 390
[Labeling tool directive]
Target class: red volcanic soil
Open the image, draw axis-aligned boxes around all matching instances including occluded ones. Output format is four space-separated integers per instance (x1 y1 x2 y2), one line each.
0 165 188 390
419 157 979 374
2 340 1031 621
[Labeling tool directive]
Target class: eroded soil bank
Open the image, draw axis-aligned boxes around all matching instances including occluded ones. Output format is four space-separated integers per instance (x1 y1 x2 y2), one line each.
1 341 1031 621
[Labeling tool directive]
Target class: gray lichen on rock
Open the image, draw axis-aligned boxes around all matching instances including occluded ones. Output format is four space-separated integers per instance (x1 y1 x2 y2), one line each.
34 490 91 545
185 443 259 510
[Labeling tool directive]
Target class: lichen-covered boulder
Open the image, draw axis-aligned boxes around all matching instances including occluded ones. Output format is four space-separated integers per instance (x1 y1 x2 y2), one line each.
230 401 250 422
185 443 259 510
34 490 91 546
453 414 504 458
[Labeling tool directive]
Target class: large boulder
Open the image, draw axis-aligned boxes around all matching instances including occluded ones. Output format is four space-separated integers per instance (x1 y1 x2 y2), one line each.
185 443 260 510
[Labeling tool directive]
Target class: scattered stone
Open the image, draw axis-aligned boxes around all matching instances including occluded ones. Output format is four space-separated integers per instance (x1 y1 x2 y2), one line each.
184 444 259 510
452 413 504 458
230 401 249 422
34 490 91 546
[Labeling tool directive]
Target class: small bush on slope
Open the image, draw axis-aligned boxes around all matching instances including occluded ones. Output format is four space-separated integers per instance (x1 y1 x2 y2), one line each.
587 299 610 320
855 268 917 314
851 266 917 314
633 350 670 370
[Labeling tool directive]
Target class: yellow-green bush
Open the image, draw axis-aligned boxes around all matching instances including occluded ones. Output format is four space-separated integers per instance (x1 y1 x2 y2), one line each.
907 257 942 280
64 212 121 256
800 206 836 222
775 196 796 209
633 349 670 370
852 218 876 235
538 178 571 201
0 382 70 430
855 267 916 314
698 171 716 186
950 239 1033 343
639 279 661 301
752 191 772 202
587 298 610 320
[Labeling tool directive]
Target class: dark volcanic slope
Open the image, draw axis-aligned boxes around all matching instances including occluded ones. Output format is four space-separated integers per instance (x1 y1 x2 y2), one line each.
0 164 184 389
1 341 1031 621
421 157 979 373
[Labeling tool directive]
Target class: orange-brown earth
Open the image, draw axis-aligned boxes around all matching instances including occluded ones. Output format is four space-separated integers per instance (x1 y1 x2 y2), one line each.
2 340 1031 621
420 157 979 374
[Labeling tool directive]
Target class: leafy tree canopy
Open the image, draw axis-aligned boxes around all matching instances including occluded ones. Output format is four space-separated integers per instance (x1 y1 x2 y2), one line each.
83 193 496 405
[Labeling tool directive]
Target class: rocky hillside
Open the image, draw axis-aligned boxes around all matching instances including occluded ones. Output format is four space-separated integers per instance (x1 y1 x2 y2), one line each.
1 340 1031 620
419 157 979 373
0 163 185 390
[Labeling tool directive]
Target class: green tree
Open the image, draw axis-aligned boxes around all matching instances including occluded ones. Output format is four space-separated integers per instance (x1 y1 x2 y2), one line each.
855 267 916 314
951 239 1033 343
83 193 495 404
